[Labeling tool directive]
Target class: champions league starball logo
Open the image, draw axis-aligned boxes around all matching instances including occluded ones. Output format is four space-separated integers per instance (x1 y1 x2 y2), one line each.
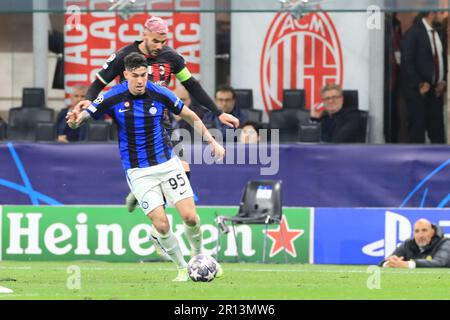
260 12 343 112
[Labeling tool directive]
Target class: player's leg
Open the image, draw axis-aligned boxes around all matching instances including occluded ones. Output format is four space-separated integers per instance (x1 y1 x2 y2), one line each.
146 205 189 281
160 161 200 256
127 167 188 281
175 197 202 256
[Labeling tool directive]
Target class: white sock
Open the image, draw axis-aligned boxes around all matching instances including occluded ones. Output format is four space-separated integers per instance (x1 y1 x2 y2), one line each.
184 216 202 256
158 229 187 269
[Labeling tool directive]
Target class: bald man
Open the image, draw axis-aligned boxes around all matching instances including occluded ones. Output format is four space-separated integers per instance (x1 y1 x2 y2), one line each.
381 218 450 268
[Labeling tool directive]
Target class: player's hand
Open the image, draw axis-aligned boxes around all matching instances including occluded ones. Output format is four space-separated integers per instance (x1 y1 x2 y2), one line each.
74 99 92 113
66 110 84 129
218 113 240 128
210 140 225 161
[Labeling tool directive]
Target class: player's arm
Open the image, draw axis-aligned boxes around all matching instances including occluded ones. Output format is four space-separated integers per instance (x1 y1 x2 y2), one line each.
175 67 239 128
179 106 225 160
75 53 123 111
66 109 91 129
67 92 114 129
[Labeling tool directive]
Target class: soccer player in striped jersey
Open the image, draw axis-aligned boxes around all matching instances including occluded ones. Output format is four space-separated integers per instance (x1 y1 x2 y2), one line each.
74 16 239 213
67 52 224 282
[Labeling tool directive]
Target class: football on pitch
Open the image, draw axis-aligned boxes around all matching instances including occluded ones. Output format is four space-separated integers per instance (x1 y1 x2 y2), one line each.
187 254 218 282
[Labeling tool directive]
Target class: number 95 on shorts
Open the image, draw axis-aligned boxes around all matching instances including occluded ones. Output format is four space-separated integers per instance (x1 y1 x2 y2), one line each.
127 157 194 213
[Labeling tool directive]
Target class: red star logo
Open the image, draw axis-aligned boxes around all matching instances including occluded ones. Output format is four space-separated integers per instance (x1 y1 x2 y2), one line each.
265 217 304 257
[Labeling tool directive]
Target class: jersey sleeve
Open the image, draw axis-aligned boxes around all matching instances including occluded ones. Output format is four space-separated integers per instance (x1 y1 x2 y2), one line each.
161 86 184 115
96 50 126 85
85 90 116 120
169 50 188 77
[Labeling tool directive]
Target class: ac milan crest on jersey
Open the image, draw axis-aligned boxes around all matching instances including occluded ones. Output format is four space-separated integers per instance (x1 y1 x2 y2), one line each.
260 12 343 112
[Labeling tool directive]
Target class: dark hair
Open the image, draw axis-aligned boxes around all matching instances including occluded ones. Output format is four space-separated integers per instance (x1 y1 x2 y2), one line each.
414 12 429 24
124 52 147 71
240 121 261 135
215 84 236 99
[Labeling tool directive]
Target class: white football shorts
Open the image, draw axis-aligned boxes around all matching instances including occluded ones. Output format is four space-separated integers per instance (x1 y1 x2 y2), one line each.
126 157 194 214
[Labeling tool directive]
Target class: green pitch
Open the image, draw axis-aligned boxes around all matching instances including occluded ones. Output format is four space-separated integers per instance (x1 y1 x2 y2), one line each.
0 261 449 300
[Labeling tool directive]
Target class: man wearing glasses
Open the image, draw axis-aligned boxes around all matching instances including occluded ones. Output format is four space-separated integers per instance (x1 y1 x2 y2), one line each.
203 85 247 143
310 84 364 143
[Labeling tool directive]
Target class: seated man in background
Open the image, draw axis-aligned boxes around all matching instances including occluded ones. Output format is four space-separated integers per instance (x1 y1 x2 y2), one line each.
203 85 247 143
239 121 260 144
56 84 88 142
310 84 364 143
380 218 450 268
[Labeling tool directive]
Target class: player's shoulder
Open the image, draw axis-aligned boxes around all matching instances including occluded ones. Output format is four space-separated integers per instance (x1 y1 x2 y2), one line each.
158 46 184 61
95 83 128 104
146 81 172 95
115 41 142 59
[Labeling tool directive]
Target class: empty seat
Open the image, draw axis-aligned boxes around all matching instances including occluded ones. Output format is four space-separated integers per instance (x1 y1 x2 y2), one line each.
22 88 46 108
342 90 359 109
86 121 110 141
0 119 6 140
234 89 253 109
110 121 119 141
269 109 310 143
7 107 54 141
35 122 56 141
282 89 306 109
299 123 321 143
241 109 262 123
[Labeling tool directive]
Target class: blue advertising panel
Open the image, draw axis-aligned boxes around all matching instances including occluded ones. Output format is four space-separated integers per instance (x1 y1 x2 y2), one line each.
313 208 450 264
1 142 449 208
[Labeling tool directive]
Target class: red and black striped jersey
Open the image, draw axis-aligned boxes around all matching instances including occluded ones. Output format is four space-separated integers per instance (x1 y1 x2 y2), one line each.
96 41 186 87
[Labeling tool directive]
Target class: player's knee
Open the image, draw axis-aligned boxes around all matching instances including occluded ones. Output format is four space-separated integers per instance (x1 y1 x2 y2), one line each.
153 219 170 235
183 213 199 227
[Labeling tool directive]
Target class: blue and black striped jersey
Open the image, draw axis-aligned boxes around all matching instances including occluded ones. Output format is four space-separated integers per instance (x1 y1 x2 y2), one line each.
85 81 184 171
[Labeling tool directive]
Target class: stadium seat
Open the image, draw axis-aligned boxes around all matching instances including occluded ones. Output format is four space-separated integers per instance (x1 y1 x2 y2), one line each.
0 119 6 140
241 109 262 123
7 107 54 141
342 90 359 109
22 88 46 108
269 109 310 143
234 89 253 109
35 122 56 142
215 180 287 263
282 89 306 109
109 121 119 141
86 121 110 141
299 122 321 143
358 110 369 143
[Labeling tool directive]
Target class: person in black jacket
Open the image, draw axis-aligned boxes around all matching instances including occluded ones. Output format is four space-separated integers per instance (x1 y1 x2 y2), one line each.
380 219 450 268
310 83 364 143
399 11 448 143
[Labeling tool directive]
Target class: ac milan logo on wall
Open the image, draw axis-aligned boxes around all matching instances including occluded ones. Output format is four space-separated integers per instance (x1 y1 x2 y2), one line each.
260 12 343 112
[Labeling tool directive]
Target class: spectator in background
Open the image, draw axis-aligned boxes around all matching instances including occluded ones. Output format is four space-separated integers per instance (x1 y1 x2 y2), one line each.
310 84 364 143
380 218 450 268
239 121 260 144
203 85 247 142
56 84 88 143
399 11 448 143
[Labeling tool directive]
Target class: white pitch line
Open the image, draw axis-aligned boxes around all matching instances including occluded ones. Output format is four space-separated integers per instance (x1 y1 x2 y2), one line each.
1 265 450 275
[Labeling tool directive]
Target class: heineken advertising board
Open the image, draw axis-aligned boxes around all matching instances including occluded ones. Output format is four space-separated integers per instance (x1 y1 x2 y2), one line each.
0 206 311 263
